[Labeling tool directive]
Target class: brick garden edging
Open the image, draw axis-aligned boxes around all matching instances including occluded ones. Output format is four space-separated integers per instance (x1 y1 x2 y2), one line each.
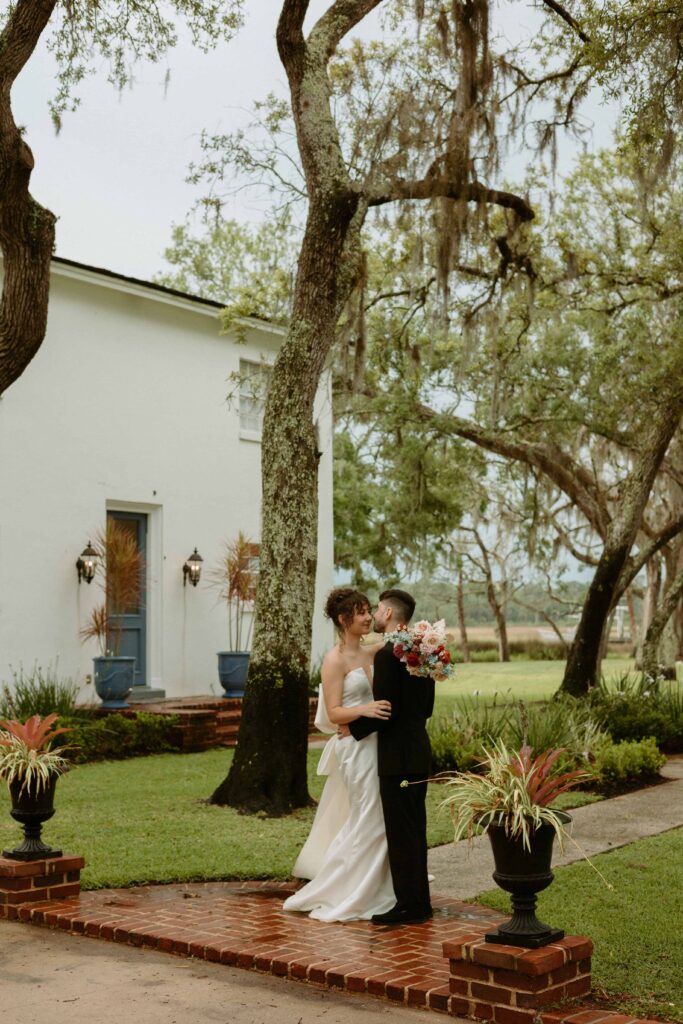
444 934 593 1021
0 878 667 1024
0 854 85 912
97 696 320 752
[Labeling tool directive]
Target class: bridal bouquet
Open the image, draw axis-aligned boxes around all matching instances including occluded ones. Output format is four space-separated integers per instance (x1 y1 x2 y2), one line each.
386 619 454 681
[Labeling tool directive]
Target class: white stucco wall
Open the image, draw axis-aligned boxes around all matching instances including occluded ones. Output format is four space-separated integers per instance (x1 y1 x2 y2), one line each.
0 260 334 700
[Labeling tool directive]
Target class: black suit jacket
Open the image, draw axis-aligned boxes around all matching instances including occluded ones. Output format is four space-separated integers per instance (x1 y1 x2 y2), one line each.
348 642 434 776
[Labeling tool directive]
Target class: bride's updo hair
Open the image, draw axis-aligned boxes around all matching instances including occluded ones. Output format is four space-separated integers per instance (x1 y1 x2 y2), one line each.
324 587 370 633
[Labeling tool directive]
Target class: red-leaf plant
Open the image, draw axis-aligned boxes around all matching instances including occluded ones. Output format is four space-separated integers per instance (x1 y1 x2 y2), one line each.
512 745 589 807
0 713 72 795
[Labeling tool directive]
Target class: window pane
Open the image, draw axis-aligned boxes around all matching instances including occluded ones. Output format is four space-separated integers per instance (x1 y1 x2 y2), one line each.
239 360 271 432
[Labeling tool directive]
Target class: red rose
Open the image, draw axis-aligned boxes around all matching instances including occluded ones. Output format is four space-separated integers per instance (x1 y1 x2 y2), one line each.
406 652 420 666
394 644 405 656
439 650 451 664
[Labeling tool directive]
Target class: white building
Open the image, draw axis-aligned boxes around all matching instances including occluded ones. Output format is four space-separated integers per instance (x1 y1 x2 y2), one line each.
0 257 334 701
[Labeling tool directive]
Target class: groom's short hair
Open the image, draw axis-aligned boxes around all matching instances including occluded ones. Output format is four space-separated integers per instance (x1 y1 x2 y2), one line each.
380 588 416 625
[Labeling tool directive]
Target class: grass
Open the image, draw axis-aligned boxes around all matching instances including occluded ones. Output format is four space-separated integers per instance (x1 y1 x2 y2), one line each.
0 747 599 888
476 828 683 1022
434 656 634 709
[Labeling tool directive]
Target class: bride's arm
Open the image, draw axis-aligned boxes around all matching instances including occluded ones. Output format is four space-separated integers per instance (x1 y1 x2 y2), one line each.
321 661 391 725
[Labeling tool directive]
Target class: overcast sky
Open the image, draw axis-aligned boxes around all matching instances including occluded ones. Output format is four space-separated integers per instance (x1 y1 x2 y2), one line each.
13 3 614 283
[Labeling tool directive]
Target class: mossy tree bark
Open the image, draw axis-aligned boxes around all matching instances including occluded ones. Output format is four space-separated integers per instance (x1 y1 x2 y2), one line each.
211 0 534 814
0 0 58 396
641 563 683 680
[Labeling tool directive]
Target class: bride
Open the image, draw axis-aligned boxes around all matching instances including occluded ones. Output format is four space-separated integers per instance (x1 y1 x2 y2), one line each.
283 587 396 921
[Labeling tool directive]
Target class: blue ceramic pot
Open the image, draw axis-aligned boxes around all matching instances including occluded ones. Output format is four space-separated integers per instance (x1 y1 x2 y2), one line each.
217 651 250 698
93 655 135 708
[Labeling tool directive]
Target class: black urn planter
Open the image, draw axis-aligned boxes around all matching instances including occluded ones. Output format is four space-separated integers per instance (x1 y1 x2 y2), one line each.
484 810 571 948
3 775 63 861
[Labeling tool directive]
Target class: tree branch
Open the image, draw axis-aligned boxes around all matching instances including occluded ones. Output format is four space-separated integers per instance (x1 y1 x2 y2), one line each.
413 407 607 537
0 0 58 86
310 0 385 59
540 0 590 43
276 0 310 65
367 176 534 222
618 510 683 596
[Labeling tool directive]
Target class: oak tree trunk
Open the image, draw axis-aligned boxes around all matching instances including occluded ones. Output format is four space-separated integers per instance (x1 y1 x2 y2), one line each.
560 400 683 696
210 0 533 812
641 564 683 680
211 196 360 813
456 567 471 662
0 0 58 396
625 585 638 655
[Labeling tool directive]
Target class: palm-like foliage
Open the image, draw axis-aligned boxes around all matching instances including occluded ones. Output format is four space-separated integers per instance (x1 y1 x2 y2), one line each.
79 521 145 655
208 532 258 651
442 739 591 851
0 713 72 795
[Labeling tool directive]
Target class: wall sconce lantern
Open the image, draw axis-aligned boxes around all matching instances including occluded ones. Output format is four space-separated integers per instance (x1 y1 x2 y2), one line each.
76 541 99 584
183 547 203 587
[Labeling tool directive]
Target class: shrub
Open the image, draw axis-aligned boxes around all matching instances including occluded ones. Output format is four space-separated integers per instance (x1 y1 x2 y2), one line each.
63 712 181 763
429 694 610 782
429 727 485 773
511 639 567 661
0 663 80 719
507 698 608 762
591 737 666 792
590 673 683 752
429 694 511 772
451 640 567 663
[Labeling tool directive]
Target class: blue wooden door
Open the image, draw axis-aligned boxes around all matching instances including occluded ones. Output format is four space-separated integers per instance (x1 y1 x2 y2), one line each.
107 510 147 688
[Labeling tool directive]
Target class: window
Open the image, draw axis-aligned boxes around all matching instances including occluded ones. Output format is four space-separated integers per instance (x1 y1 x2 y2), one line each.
239 360 271 435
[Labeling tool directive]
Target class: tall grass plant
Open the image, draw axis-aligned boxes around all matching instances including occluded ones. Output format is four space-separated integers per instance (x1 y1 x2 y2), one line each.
0 663 80 720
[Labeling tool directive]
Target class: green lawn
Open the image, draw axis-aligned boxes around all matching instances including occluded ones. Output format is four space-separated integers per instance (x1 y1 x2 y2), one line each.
435 656 634 709
0 748 460 888
0 747 598 888
477 829 683 1023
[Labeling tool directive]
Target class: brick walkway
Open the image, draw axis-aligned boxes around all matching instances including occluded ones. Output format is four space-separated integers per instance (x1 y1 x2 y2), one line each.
3 877 668 1023
8 880 500 1012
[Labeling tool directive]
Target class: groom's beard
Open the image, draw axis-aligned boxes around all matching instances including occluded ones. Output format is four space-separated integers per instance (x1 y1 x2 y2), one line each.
373 619 385 634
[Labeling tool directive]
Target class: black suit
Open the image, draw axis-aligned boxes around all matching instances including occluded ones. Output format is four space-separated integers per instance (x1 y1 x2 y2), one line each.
348 642 435 914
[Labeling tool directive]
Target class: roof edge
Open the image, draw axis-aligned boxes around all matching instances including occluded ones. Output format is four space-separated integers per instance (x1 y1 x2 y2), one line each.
49 256 286 335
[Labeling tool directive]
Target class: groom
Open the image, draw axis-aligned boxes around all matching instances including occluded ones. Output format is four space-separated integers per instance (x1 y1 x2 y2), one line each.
346 588 435 925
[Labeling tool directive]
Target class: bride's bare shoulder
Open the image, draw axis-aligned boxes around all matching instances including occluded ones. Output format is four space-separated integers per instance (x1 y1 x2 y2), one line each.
322 646 345 674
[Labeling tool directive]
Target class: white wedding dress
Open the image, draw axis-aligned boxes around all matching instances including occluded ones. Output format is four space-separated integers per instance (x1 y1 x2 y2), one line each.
283 666 395 922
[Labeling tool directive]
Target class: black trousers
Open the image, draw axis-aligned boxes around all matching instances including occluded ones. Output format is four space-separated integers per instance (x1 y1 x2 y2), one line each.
379 774 430 912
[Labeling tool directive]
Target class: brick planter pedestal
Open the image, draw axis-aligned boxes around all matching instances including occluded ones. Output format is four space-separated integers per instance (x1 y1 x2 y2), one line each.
443 934 593 1022
0 855 84 919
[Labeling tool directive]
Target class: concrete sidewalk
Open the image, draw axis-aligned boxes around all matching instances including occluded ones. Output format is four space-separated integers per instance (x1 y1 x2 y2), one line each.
0 917 430 1024
428 757 683 901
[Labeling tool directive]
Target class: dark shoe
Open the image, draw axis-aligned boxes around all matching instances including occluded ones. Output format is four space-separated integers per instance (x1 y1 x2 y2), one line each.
371 905 432 925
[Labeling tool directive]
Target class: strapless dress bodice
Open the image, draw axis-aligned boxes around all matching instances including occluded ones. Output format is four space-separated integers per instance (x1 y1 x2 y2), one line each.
341 666 373 708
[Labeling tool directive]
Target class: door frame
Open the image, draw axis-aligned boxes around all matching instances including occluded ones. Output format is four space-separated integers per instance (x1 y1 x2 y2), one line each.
106 500 163 693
